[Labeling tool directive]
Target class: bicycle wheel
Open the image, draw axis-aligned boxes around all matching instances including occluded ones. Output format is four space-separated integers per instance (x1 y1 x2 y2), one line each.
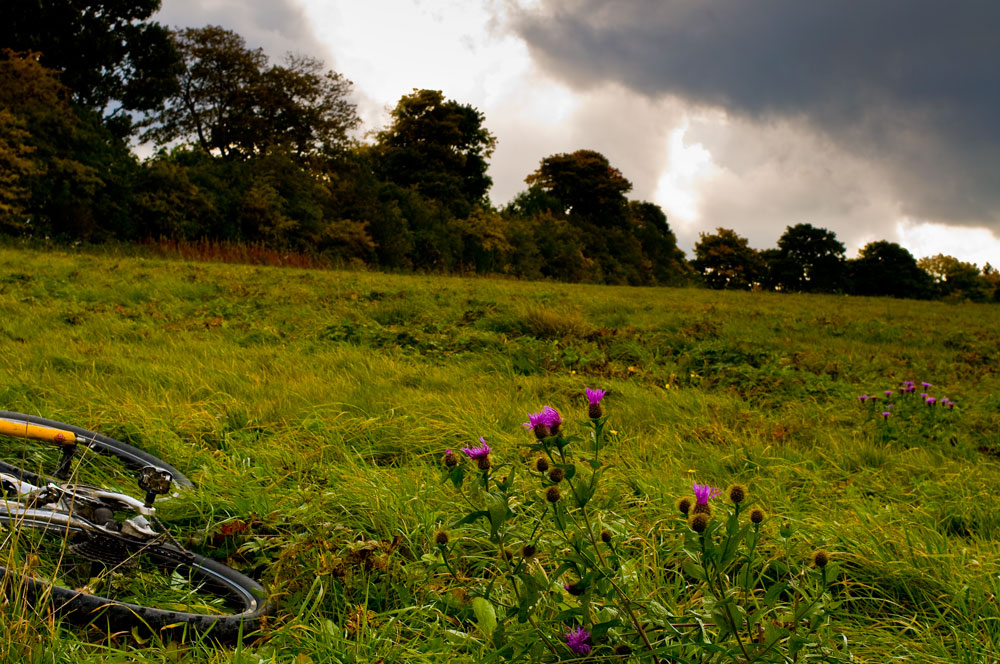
0 509 272 642
0 411 193 490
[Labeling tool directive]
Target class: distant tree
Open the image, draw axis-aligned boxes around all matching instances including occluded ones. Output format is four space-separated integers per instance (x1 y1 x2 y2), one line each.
374 89 496 218
504 184 562 219
0 0 180 136
917 254 989 301
525 149 631 227
769 223 847 292
692 227 763 290
0 50 138 239
146 26 359 160
982 263 1000 302
628 200 692 285
848 241 933 298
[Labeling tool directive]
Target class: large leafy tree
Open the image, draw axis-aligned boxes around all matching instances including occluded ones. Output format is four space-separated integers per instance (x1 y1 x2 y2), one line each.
628 200 692 285
848 241 933 298
768 223 847 292
146 26 359 161
693 227 764 290
525 149 631 226
374 89 496 218
917 254 989 301
0 50 137 239
0 0 179 135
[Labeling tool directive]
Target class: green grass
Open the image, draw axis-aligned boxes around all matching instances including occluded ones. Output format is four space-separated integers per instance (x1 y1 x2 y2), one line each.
0 245 998 662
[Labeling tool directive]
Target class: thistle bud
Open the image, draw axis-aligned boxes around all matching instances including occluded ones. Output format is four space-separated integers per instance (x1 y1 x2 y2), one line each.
688 512 710 533
728 484 747 504
600 529 612 544
477 455 492 471
750 508 765 524
676 497 692 515
546 485 562 503
434 530 449 546
548 467 565 483
563 581 585 596
692 501 712 516
535 456 549 473
443 449 458 468
813 549 830 568
614 644 633 657
534 424 551 440
522 543 537 558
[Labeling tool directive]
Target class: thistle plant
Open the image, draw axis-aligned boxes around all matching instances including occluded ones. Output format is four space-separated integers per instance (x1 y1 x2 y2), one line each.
858 378 959 446
430 391 847 662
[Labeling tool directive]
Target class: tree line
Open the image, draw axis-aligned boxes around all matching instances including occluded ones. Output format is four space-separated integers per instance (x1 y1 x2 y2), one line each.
1 3 996 301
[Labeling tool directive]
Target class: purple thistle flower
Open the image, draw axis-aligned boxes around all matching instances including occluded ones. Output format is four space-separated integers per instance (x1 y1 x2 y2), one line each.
922 381 932 388
926 397 937 406
881 411 891 420
586 388 607 418
462 437 491 460
920 393 927 399
564 626 591 655
693 482 722 505
884 390 893 397
858 395 869 403
524 406 563 437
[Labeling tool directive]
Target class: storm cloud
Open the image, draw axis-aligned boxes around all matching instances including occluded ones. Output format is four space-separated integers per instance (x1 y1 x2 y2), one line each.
510 0 1000 233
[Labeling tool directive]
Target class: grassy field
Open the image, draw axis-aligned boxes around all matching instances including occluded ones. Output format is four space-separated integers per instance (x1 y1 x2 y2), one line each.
0 245 998 663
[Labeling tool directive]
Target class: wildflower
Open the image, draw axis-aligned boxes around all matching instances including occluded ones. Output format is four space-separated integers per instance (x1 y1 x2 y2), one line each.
881 411 890 420
524 406 563 438
462 437 491 470
600 529 612 544
858 395 869 403
442 449 458 468
434 530 449 546
920 393 927 399
688 512 710 533
546 486 562 503
750 508 765 524
728 484 747 504
692 482 722 515
922 381 932 388
676 497 692 515
926 397 937 406
535 456 550 473
521 543 537 558
564 626 592 655
586 388 607 419
548 467 565 483
813 550 830 568
563 581 585 596
884 390 893 397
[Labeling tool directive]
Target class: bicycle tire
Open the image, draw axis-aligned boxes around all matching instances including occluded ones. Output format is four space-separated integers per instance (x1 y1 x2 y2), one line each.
0 411 193 488
0 512 272 642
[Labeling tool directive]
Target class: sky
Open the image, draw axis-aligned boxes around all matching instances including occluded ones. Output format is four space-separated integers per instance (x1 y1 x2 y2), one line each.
154 0 1000 266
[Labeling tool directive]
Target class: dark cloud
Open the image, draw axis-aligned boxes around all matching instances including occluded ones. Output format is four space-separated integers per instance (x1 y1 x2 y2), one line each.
510 0 1000 231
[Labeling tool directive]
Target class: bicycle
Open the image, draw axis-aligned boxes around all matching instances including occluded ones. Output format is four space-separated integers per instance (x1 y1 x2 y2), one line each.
0 411 273 642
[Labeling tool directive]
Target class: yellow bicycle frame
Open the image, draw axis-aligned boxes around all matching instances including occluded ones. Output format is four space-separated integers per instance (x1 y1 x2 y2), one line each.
0 418 76 446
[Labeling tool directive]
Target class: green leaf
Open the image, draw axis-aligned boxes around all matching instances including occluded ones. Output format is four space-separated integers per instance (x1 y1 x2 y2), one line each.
452 510 489 528
682 561 706 581
763 580 789 606
471 597 497 637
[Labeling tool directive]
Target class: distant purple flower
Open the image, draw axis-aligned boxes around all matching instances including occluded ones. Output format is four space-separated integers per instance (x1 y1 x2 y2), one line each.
693 482 722 506
858 395 869 403
920 393 927 399
564 626 591 655
926 397 937 406
884 390 893 397
903 381 915 387
881 411 891 420
586 388 607 418
462 437 491 460
922 382 932 388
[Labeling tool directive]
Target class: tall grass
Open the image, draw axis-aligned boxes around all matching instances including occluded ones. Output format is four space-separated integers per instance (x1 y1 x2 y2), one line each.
0 246 997 661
